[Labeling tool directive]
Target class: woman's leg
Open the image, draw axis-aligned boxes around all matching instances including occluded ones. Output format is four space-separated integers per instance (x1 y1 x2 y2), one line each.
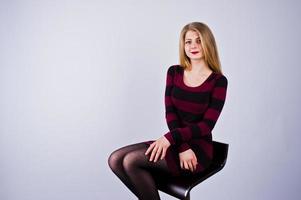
108 142 147 196
108 142 171 200
122 144 171 200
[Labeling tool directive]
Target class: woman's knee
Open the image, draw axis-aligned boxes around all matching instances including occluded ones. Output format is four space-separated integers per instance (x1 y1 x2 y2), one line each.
123 152 137 172
123 150 147 172
108 143 148 171
108 150 122 171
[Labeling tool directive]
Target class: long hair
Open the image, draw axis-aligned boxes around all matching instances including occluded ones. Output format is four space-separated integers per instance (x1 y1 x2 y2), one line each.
179 22 223 74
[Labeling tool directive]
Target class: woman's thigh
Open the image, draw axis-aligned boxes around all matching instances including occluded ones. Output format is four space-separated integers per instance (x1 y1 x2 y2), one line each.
122 144 171 175
108 142 148 166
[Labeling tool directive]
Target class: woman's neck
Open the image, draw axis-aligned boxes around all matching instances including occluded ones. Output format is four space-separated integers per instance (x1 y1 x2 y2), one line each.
188 59 211 74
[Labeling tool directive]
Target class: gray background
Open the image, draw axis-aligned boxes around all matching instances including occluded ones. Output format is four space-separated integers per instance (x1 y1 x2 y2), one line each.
1 0 300 199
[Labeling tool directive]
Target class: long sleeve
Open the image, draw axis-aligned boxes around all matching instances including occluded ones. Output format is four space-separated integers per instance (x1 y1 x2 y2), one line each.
165 66 192 152
165 66 182 130
164 75 228 145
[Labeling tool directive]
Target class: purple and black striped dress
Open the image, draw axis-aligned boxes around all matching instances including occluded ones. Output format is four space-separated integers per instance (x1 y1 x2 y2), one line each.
145 65 228 176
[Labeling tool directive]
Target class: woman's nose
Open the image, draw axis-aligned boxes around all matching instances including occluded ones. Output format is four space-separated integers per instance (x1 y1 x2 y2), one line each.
190 43 197 48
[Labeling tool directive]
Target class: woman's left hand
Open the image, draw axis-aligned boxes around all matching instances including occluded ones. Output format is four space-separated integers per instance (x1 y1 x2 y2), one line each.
145 136 171 162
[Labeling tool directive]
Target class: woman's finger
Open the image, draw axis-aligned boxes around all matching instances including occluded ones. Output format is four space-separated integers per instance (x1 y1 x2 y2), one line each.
183 161 189 170
192 159 197 171
180 160 184 169
145 143 155 155
192 159 196 171
149 145 158 161
187 161 194 172
160 147 167 160
153 146 162 162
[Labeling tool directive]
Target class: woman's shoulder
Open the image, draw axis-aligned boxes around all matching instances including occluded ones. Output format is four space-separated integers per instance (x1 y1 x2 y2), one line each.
213 73 228 87
167 64 183 75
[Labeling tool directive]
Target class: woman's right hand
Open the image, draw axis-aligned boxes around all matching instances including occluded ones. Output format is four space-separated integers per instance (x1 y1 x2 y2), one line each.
179 149 198 172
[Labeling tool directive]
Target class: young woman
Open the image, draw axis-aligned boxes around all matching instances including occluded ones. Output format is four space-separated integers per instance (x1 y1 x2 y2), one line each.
108 22 228 200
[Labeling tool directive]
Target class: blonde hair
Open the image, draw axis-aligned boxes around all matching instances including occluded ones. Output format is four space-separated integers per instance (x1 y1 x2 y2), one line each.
179 22 223 74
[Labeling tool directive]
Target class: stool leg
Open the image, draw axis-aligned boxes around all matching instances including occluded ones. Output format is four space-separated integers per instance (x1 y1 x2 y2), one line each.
183 193 190 200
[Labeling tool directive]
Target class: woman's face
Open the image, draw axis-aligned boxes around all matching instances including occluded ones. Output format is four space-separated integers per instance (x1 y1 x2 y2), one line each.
184 30 204 61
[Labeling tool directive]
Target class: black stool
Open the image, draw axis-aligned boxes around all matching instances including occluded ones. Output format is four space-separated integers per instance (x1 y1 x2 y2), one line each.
155 141 229 200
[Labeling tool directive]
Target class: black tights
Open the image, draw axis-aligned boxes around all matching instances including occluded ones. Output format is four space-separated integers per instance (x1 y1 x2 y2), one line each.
108 142 171 200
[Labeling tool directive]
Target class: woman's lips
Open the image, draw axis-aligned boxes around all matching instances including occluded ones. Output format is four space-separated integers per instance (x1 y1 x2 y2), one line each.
191 51 199 54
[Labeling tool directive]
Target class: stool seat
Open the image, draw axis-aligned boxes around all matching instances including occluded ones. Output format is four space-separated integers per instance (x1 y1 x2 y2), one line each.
155 141 229 200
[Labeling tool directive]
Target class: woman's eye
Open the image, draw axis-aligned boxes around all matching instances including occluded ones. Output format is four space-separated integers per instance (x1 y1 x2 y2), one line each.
196 39 201 44
185 41 191 44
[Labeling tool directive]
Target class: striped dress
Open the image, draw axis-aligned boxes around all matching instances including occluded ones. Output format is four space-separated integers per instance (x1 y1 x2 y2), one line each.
145 65 228 176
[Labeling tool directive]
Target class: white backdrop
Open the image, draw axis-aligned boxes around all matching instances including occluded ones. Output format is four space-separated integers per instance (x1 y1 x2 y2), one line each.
1 0 300 199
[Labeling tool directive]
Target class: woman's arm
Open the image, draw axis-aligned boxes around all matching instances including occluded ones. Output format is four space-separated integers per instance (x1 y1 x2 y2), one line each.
145 66 190 162
165 66 192 153
164 75 228 145
165 66 182 130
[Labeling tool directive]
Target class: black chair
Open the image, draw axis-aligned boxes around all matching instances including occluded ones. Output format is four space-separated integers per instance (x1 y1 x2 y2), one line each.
155 141 229 200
